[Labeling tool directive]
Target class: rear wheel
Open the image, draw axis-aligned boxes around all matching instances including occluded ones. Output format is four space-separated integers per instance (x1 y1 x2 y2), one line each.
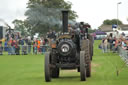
80 51 86 81
88 35 93 60
85 40 91 77
86 61 91 77
44 52 51 82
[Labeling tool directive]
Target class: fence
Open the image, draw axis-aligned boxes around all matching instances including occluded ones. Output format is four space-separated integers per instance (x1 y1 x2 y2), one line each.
118 46 128 64
0 45 50 55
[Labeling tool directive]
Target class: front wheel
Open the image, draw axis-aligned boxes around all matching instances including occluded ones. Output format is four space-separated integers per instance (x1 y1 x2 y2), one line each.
52 67 60 78
44 52 51 82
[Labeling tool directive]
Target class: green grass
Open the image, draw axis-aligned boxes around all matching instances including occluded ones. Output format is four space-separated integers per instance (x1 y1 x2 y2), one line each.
0 40 128 85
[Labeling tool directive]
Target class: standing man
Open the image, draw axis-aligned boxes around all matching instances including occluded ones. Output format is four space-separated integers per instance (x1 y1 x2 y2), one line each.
28 39 32 54
102 38 108 53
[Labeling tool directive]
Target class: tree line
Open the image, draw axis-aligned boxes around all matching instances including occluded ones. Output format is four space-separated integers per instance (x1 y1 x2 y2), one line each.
13 0 78 37
12 0 124 36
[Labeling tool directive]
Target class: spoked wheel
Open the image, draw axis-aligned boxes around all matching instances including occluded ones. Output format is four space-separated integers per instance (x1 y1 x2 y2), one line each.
51 49 60 78
85 40 91 77
90 41 93 61
80 51 86 81
88 35 93 60
44 52 51 82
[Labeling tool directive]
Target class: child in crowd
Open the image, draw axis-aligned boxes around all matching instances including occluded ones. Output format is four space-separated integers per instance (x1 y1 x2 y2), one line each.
15 43 20 55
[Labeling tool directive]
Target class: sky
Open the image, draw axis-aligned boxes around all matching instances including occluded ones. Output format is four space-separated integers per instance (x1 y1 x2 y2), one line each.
65 0 128 29
0 0 28 27
0 0 128 29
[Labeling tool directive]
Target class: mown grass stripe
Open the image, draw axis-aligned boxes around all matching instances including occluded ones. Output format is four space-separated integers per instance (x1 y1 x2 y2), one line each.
0 40 128 85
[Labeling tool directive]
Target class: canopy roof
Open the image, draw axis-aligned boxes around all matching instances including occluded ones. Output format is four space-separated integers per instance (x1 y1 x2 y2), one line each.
95 30 106 35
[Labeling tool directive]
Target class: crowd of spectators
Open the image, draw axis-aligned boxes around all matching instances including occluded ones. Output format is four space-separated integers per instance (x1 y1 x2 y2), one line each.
100 32 128 53
0 22 90 55
0 30 57 55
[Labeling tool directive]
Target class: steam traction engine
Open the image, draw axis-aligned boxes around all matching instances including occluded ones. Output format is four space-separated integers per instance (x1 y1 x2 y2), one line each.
44 10 93 82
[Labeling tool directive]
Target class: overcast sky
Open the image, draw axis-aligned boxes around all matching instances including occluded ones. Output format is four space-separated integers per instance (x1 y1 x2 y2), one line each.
65 0 128 29
0 0 28 27
0 0 128 29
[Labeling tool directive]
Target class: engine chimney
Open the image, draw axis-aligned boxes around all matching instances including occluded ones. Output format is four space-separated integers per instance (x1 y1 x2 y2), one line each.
62 10 69 33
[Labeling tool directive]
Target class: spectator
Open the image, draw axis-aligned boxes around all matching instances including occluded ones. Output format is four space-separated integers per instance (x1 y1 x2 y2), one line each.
19 38 24 54
112 37 116 52
15 42 20 55
121 32 125 36
41 39 46 54
7 41 12 55
4 40 8 51
102 38 108 53
22 43 27 55
113 38 119 53
28 39 31 54
0 41 3 55
25 37 28 44
37 39 41 53
33 42 37 55
11 40 16 55
109 37 113 51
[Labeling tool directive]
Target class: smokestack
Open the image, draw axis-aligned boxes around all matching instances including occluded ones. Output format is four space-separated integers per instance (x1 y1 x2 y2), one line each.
62 10 69 33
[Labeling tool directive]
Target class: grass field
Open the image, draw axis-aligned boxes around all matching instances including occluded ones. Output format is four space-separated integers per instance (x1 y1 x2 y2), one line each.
0 40 128 85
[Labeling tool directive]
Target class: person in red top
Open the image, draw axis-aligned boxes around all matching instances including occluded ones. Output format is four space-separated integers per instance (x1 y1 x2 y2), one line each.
11 39 16 55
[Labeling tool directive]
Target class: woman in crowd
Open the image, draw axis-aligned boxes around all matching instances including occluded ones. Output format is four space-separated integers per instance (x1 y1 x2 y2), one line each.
33 42 37 55
101 37 108 53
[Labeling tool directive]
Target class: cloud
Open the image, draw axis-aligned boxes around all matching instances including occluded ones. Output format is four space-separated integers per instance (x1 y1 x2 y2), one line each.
0 0 128 29
0 0 28 27
65 0 128 29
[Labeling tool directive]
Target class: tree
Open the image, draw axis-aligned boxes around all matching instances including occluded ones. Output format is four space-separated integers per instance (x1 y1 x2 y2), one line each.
103 19 123 25
88 29 96 33
12 19 29 36
25 0 78 35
